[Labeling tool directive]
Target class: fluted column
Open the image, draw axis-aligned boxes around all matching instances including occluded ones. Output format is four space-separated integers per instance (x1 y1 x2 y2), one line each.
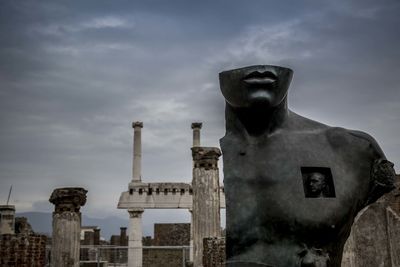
128 209 144 267
189 208 194 262
192 147 222 267
49 187 87 267
132 122 143 182
191 122 202 147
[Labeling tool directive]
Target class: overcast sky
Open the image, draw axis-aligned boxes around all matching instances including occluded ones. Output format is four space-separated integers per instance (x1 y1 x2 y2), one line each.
1 0 399 236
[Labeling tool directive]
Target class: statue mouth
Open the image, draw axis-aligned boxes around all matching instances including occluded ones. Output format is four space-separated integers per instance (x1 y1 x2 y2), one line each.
242 71 277 86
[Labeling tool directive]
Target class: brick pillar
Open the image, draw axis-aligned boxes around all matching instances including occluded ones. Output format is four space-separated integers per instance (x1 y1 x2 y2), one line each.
192 147 222 267
49 187 87 267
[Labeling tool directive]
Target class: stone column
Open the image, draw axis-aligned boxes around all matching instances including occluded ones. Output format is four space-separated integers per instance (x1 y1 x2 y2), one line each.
132 121 143 182
128 209 144 267
191 122 202 147
189 208 194 262
192 147 222 267
49 187 87 267
0 205 15 235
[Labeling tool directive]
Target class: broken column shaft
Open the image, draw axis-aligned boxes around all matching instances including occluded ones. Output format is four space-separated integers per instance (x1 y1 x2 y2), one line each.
132 122 143 182
49 187 87 267
192 147 222 267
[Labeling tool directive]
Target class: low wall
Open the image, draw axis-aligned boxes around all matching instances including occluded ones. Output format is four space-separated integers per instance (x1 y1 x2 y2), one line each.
0 234 47 267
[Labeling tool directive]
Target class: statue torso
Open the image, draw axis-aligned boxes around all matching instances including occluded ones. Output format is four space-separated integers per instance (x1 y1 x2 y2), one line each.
221 113 376 267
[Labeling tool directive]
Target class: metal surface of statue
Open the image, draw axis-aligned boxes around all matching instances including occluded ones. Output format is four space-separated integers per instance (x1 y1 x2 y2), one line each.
219 65 396 267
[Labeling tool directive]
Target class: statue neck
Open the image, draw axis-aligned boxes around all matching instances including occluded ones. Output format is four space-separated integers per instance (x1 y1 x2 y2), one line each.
225 98 289 139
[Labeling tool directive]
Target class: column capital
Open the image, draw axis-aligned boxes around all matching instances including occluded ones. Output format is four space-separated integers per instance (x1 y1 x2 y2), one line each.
49 187 87 214
191 122 202 130
192 147 221 170
132 121 143 128
128 209 144 218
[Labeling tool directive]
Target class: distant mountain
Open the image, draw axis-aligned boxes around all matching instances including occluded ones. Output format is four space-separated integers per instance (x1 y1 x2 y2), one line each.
17 212 128 240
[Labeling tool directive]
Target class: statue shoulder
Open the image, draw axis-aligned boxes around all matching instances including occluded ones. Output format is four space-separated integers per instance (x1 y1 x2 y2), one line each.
327 127 396 204
325 127 383 156
347 129 386 158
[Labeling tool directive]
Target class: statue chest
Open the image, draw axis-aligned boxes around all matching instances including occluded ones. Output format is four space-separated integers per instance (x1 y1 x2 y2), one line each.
222 133 371 238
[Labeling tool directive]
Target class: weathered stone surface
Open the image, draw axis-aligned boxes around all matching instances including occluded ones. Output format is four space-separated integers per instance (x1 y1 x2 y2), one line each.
203 237 225 267
153 223 190 246
0 234 47 267
49 187 87 213
342 176 400 267
14 217 34 235
128 209 144 267
132 121 143 182
192 146 221 267
50 187 87 267
143 247 189 267
0 205 15 235
386 207 400 266
191 122 202 147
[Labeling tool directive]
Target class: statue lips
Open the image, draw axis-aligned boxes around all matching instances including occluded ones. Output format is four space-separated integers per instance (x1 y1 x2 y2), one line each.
242 71 277 87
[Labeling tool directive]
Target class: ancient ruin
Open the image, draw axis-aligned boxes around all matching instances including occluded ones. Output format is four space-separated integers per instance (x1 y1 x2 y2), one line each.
192 146 222 267
0 205 15 235
118 122 226 267
0 205 47 267
49 187 87 267
342 175 400 267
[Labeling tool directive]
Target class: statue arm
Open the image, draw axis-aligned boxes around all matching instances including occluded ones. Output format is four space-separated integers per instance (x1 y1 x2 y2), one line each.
349 130 396 205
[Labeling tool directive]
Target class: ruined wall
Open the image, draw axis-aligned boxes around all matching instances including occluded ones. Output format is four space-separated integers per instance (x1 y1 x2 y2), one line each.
153 223 190 246
203 237 225 267
342 175 400 267
0 234 47 267
143 248 189 267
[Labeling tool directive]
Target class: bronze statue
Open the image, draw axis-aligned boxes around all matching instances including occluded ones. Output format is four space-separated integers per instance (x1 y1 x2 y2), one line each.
219 65 395 267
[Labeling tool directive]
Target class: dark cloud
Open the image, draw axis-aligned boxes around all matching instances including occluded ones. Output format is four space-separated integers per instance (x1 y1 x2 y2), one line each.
0 0 399 231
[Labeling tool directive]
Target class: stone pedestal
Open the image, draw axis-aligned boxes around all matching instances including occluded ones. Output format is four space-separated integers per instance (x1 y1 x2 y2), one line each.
49 187 87 267
128 209 144 267
192 147 221 267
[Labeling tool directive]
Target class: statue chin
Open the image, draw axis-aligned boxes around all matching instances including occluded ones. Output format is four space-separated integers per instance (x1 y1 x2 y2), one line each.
248 91 274 107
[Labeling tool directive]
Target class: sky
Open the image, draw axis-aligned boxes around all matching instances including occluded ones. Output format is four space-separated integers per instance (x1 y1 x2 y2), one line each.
1 0 400 236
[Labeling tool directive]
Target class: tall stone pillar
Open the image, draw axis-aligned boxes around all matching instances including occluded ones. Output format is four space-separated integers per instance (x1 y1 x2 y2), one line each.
192 147 222 267
128 209 144 267
49 187 87 267
132 121 143 182
191 122 202 147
